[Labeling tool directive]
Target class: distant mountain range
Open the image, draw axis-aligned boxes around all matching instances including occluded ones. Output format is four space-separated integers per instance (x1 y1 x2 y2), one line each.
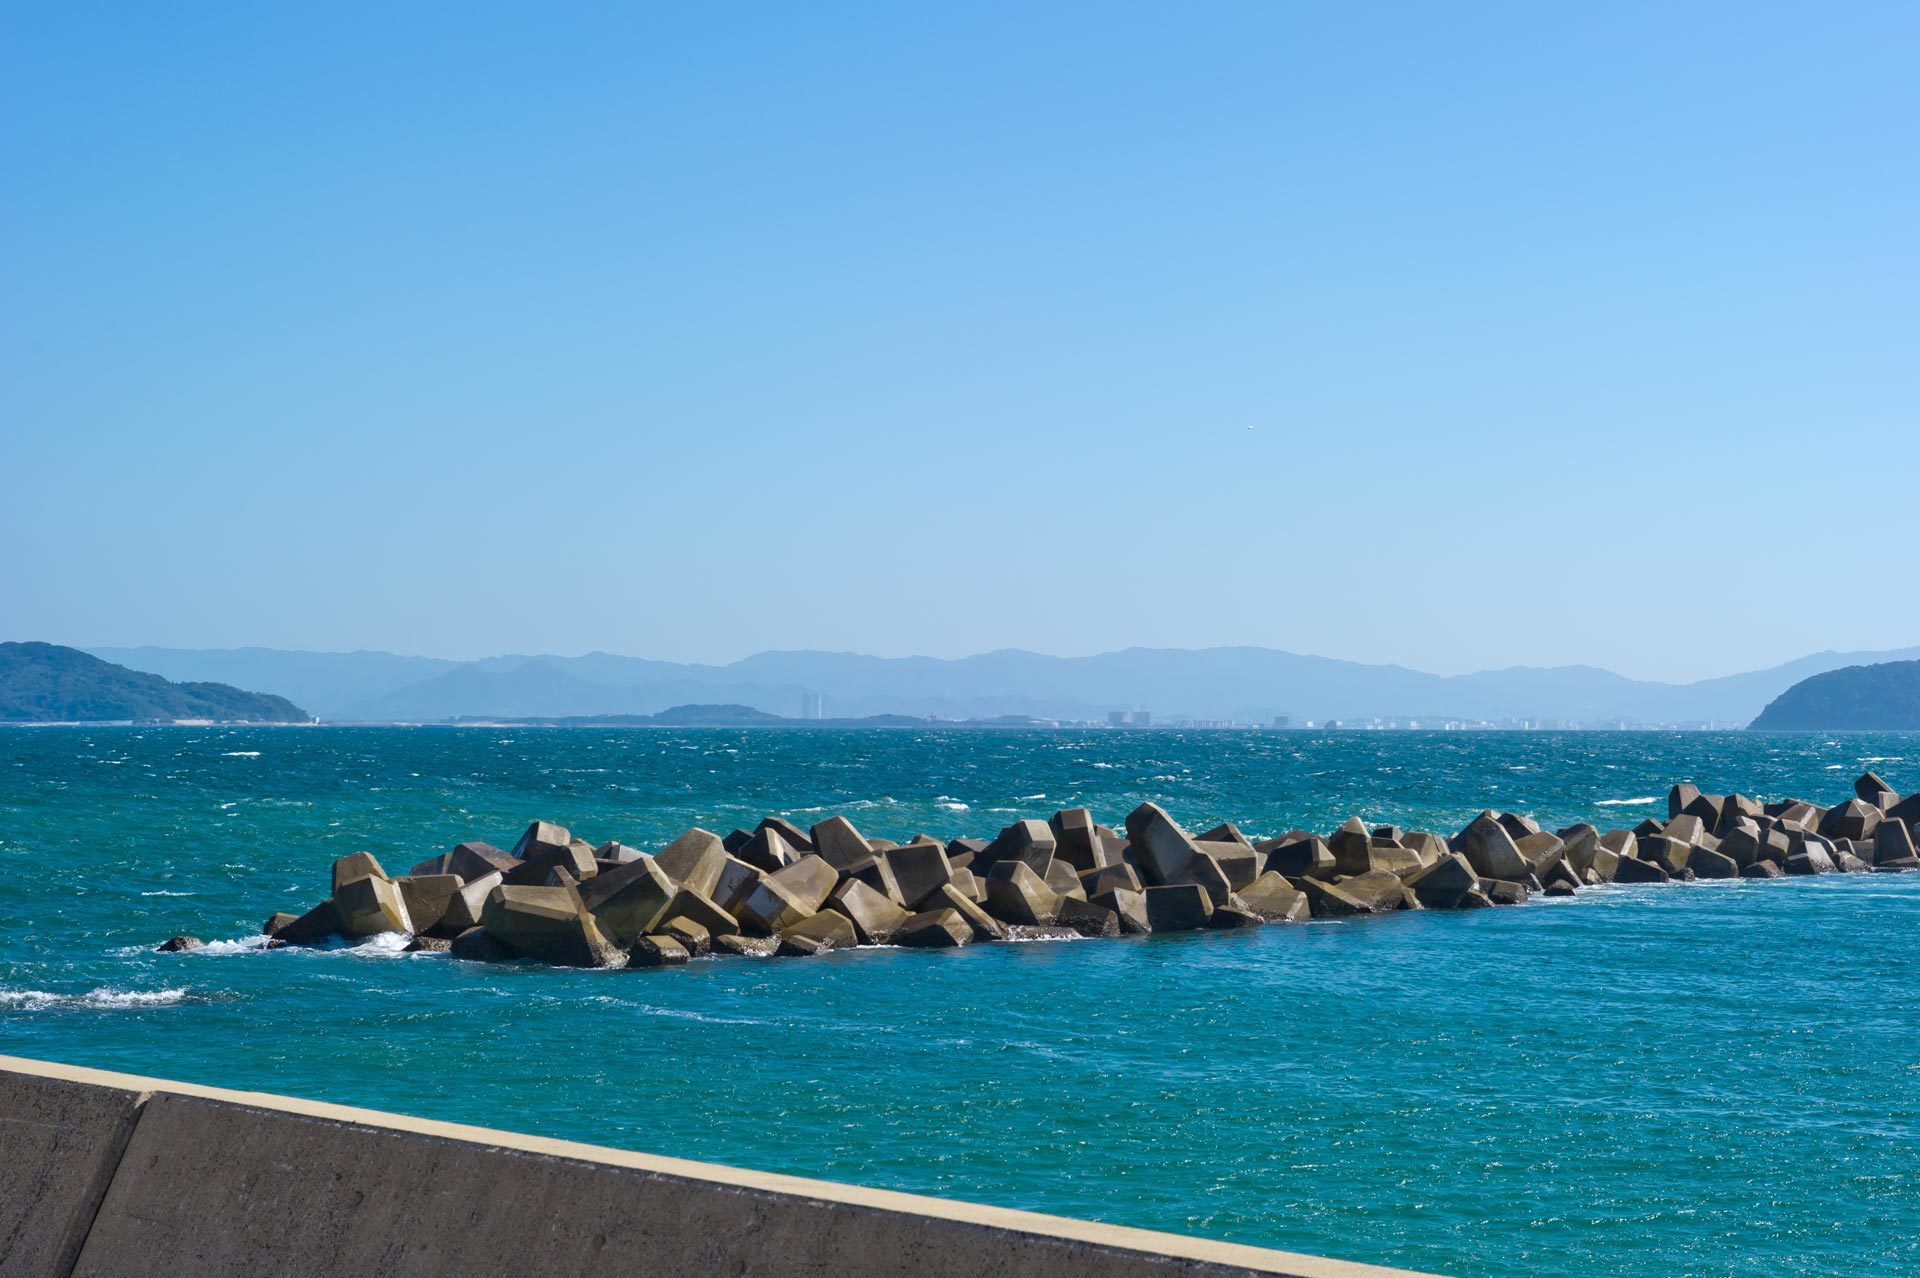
86 642 1920 727
2 643 309 724
1749 661 1920 730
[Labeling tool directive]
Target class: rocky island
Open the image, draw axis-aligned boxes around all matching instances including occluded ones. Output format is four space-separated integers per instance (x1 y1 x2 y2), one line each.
174 769 1920 967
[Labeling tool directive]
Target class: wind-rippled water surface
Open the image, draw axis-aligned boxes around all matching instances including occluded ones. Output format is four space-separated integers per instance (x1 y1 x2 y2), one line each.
4 727 1918 1277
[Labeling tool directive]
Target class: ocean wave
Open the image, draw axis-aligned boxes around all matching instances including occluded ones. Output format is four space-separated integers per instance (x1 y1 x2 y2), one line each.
221 751 262 758
1595 797 1659 807
140 889 196 897
1 986 189 1011
935 797 970 811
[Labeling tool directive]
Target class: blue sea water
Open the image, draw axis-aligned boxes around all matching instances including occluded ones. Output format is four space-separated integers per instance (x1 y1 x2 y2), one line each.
3 726 1918 1277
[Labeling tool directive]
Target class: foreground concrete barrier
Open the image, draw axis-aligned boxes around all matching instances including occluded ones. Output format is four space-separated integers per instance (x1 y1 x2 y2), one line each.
0 1054 1434 1277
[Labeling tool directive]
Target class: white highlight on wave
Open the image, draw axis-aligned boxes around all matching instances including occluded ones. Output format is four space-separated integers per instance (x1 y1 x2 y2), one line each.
1 987 189 1011
222 751 262 757
934 796 969 811
1594 797 1659 807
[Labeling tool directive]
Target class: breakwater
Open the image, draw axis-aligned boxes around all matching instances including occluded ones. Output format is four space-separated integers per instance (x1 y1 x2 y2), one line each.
181 769 1920 968
0 1053 1428 1276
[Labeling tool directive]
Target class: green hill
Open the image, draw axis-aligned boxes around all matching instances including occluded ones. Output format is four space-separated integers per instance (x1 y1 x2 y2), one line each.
0 642 310 723
1748 660 1920 730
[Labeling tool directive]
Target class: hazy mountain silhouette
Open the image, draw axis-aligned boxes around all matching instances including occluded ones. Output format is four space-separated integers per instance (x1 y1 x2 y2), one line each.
86 643 1920 725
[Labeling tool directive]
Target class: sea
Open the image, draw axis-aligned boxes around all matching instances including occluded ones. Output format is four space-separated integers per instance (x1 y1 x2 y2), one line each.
3 726 1917 1277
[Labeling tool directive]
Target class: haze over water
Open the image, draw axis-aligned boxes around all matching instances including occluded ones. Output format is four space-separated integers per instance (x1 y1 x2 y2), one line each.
4 726 1918 1277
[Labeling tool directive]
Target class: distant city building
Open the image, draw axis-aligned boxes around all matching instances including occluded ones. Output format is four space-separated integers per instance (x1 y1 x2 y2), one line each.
1271 715 1290 728
800 693 825 719
1107 710 1153 726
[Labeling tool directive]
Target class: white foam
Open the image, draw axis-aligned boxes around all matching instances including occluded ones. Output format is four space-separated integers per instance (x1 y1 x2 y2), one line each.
935 797 969 811
1 986 189 1011
140 889 195 897
1595 797 1659 807
222 751 262 758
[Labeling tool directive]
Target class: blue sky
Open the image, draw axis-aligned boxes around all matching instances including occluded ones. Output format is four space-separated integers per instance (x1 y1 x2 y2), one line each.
3 2 1914 682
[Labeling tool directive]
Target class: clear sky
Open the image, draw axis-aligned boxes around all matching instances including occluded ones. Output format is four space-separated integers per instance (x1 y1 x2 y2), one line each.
3 2 1914 682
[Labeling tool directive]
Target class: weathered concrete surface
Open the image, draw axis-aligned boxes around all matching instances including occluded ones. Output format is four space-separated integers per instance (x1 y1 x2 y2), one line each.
0 1065 146 1276
1 1054 1431 1278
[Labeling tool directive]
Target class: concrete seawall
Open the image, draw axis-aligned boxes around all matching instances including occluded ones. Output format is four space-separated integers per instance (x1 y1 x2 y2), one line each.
0 1054 1435 1277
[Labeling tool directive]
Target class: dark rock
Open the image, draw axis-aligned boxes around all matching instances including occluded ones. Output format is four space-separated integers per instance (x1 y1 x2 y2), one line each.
736 825 803 873
1208 903 1264 929
1668 783 1701 819
1741 860 1785 879
1300 878 1374 917
1856 771 1895 804
1334 869 1411 912
579 855 677 947
1543 881 1576 897
1090 887 1151 934
156 935 203 953
449 926 514 962
657 887 738 936
653 828 728 897
894 909 973 948
630 935 690 967
261 912 298 937
1124 803 1203 886
779 910 858 953
1496 812 1541 840
658 917 711 957
755 816 814 851
809 815 875 871
722 829 753 854
885 842 955 908
447 841 515 883
733 854 838 934
1043 858 1087 901
1195 840 1261 889
826 879 911 944
712 856 762 913
336 873 413 937
1049 808 1105 871
1873 819 1918 866
1172 850 1234 907
1484 879 1529 906
1612 855 1671 884
395 874 462 935
1054 896 1120 938
1327 817 1378 876
846 854 908 906
1195 822 1254 847
275 899 342 945
1083 863 1143 897
978 819 1057 878
711 933 779 958
1406 853 1478 908
1236 871 1309 922
509 820 572 862
983 861 1061 926
594 841 644 865
403 935 452 953
1819 799 1881 843
1455 813 1530 881
330 851 386 895
928 882 1007 941
1257 833 1335 881
1144 883 1214 931
482 885 624 968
